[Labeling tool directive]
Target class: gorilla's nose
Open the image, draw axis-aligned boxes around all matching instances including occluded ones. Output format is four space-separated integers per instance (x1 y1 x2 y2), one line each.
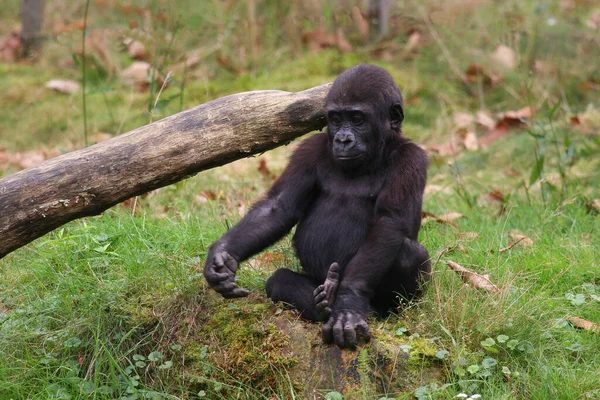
334 131 355 150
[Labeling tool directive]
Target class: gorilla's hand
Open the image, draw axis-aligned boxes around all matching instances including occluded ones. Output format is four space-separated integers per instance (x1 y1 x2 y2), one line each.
313 262 341 320
204 250 250 298
322 308 371 349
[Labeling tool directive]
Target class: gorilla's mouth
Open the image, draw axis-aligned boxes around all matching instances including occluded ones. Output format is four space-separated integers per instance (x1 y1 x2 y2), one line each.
336 155 361 160
334 153 364 161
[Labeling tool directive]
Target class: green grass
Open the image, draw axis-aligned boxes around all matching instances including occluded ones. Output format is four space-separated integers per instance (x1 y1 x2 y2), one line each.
1 0 600 398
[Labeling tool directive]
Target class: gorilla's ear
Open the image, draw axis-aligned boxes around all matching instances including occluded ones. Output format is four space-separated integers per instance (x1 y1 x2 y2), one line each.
390 103 404 130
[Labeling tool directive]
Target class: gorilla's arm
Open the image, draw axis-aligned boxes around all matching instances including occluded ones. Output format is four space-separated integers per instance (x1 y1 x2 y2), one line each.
204 140 319 298
323 143 429 347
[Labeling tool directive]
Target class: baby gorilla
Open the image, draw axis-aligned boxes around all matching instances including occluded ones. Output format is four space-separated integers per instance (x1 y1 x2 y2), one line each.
204 64 431 349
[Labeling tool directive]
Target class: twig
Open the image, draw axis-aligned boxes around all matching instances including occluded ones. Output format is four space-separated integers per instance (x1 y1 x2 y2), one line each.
498 237 525 253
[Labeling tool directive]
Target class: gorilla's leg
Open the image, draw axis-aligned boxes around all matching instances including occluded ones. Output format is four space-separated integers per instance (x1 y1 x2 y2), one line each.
313 262 341 320
266 269 324 321
370 240 431 314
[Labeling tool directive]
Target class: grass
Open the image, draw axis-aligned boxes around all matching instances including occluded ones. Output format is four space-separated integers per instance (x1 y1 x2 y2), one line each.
1 0 600 398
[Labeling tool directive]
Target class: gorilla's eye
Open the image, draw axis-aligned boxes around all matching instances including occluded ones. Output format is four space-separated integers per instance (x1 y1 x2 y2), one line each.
330 115 342 125
351 114 363 125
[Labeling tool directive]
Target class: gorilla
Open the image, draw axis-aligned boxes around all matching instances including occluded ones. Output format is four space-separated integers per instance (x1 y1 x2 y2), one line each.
204 64 431 349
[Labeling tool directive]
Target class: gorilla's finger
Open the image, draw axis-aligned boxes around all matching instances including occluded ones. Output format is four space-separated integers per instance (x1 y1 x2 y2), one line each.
205 271 231 284
213 281 238 293
222 252 239 273
213 253 225 269
314 290 327 304
355 320 371 343
322 320 334 344
332 315 346 347
313 285 325 298
328 262 341 276
222 287 251 298
316 300 328 312
343 317 357 348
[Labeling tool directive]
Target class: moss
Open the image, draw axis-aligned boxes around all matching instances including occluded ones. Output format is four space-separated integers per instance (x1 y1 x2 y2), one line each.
183 292 302 397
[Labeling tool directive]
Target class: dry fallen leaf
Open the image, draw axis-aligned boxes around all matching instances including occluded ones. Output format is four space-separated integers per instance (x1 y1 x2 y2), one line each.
463 132 479 151
586 10 600 30
570 108 600 135
120 61 162 92
447 260 502 294
351 6 369 36
0 30 21 63
508 230 534 247
453 112 475 129
335 28 353 53
126 39 147 60
477 189 506 215
534 60 557 75
465 64 501 86
476 111 497 130
492 45 517 70
585 199 600 214
569 317 600 334
458 231 479 241
480 106 538 147
257 158 272 179
405 31 422 53
45 79 81 94
424 184 452 196
422 211 464 227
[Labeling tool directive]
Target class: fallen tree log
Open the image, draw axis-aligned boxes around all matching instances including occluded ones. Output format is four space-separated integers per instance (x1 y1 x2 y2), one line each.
0 84 331 259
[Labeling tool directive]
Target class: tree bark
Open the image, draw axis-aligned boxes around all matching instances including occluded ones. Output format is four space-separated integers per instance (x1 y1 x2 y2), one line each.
0 84 331 259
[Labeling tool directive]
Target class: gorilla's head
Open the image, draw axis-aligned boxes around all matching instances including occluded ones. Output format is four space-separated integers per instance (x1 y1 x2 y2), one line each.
325 64 404 170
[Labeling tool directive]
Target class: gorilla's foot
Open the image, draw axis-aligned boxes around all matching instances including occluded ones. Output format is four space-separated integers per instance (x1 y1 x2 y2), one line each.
313 262 341 321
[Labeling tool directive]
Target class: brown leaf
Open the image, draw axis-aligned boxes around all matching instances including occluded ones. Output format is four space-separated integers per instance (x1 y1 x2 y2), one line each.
84 30 115 78
45 79 81 94
585 199 600 214
478 189 505 204
351 6 369 36
424 184 452 196
257 158 272 178
476 111 497 130
478 190 507 217
586 10 600 30
199 191 218 201
405 31 422 53
335 28 353 53
492 45 517 70
453 112 475 129
120 61 162 92
458 231 479 241
447 260 502 294
508 230 534 247
463 131 479 151
302 29 336 54
480 106 537 147
427 135 463 156
215 54 248 75
502 106 537 120
126 39 147 60
569 317 600 334
570 108 600 134
422 211 464 227
465 64 501 86
534 60 557 75
0 30 21 63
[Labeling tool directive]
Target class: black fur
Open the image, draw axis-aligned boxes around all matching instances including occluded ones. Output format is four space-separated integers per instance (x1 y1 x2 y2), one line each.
204 64 431 348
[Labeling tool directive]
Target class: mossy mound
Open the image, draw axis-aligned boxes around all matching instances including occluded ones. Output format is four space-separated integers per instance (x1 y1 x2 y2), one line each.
180 288 443 398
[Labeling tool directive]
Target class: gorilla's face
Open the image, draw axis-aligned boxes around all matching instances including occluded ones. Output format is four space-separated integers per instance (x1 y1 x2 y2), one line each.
326 105 374 169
